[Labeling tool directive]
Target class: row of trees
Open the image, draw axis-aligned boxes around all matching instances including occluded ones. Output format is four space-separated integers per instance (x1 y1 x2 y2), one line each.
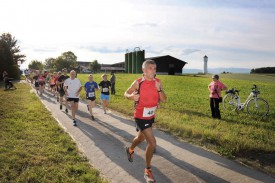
250 67 275 74
1 32 101 79
0 33 26 79
28 51 101 73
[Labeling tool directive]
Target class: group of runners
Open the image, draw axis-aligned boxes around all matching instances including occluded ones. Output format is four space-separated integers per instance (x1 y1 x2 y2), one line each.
26 68 112 126
25 60 167 183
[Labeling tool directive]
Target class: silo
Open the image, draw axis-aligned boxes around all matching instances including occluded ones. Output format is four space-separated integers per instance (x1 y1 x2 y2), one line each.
136 50 145 73
125 52 128 73
132 51 136 74
128 52 133 73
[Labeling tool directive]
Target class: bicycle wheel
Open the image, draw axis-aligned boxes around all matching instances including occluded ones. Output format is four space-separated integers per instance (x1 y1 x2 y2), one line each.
247 98 269 117
223 93 238 111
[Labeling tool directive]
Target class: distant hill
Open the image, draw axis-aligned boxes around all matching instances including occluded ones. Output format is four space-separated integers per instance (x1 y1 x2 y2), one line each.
183 67 251 74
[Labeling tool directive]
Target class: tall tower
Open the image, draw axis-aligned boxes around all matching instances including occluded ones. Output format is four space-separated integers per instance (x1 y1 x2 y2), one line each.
204 55 208 74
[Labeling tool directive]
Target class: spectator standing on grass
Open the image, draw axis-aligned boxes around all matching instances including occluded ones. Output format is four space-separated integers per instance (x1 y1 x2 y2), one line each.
99 74 111 114
3 71 9 89
64 70 82 126
124 60 167 183
110 71 116 95
208 74 227 119
84 74 99 120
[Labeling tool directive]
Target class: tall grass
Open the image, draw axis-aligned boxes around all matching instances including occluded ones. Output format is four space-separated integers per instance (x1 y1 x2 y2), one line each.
0 82 107 182
78 73 275 174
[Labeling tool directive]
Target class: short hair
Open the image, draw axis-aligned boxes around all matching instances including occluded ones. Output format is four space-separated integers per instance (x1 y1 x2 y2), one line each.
101 73 107 78
142 60 156 69
212 74 219 80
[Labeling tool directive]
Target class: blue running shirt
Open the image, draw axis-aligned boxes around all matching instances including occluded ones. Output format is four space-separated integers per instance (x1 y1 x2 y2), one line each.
84 81 98 98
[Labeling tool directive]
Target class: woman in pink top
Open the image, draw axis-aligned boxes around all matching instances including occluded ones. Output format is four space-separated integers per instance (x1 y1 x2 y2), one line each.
208 75 227 119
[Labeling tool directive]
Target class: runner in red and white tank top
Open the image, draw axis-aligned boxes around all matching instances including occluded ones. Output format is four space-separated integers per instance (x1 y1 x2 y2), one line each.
124 60 167 183
134 77 160 120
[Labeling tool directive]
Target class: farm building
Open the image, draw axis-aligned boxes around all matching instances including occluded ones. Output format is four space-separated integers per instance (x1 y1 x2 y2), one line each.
125 50 187 75
101 62 125 73
145 55 187 75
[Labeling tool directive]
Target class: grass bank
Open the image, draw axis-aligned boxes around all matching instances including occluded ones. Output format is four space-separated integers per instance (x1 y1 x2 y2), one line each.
0 82 106 182
78 73 275 175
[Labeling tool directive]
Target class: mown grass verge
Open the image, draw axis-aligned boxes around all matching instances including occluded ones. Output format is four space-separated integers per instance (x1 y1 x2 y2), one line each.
0 82 107 183
78 73 275 176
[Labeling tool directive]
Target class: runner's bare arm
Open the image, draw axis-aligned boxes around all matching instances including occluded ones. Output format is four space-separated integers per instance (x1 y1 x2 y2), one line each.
124 80 139 101
155 80 167 102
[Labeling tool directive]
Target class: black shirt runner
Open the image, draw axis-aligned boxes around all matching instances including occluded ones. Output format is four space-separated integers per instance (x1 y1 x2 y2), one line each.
99 80 111 95
58 75 69 91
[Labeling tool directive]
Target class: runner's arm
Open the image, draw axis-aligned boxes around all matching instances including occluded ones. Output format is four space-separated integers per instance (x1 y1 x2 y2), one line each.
124 80 139 101
155 80 167 102
77 86 82 93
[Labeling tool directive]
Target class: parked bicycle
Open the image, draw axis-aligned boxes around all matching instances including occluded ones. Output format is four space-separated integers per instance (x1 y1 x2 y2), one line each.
223 85 269 117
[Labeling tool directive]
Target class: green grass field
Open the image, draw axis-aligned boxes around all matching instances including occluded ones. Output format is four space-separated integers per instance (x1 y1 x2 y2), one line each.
78 73 275 175
0 82 106 182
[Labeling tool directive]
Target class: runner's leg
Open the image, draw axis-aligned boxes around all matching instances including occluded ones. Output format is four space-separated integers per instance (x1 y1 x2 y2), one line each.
130 131 145 150
142 127 157 168
60 95 63 109
87 100 93 116
71 101 76 119
65 96 68 111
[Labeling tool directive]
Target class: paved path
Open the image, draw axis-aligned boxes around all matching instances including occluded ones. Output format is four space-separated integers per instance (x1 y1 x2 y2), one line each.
35 88 274 183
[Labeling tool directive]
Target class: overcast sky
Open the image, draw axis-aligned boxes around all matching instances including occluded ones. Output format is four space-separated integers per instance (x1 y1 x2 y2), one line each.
1 0 275 70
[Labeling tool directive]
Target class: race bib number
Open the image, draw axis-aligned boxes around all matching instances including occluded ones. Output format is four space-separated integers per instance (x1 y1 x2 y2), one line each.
143 106 157 118
88 92 95 97
103 88 108 92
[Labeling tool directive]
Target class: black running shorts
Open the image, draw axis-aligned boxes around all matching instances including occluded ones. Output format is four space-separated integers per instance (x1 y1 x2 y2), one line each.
86 97 96 101
135 118 154 131
67 98 79 103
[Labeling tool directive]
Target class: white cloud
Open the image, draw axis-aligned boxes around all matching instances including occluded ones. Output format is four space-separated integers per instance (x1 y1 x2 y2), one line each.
1 0 275 69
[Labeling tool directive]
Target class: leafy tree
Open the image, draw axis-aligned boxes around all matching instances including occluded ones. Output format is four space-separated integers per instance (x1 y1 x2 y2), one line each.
0 33 26 65
54 51 77 71
29 60 44 70
44 57 56 69
0 39 20 80
250 67 275 74
89 60 101 73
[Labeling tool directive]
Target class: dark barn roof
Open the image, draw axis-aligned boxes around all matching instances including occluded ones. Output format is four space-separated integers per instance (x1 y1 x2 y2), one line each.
145 55 187 75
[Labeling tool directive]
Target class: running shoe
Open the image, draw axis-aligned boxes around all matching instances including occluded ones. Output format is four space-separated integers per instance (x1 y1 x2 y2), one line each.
87 105 89 111
91 115 95 120
73 120 77 126
65 109 68 113
60 105 62 110
125 147 134 162
104 109 107 114
144 168 156 183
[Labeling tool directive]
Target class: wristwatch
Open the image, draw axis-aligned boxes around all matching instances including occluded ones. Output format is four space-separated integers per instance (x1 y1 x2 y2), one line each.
157 89 162 93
